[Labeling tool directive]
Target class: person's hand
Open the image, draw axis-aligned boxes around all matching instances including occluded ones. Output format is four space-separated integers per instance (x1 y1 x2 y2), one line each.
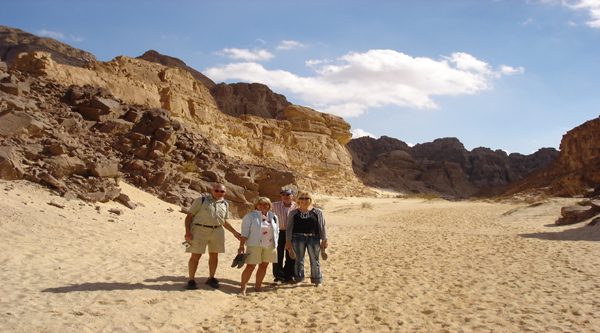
321 240 328 250
234 232 241 240
238 246 245 254
185 232 193 241
285 241 293 251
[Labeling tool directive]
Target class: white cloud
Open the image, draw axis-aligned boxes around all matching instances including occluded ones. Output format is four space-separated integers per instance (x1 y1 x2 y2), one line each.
37 29 65 40
37 29 84 42
499 64 525 75
306 59 329 68
522 18 534 26
277 40 307 50
216 48 274 61
204 49 522 118
352 128 377 139
565 0 600 27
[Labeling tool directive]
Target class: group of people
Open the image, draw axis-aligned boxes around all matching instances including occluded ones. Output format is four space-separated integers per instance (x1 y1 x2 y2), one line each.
184 184 328 296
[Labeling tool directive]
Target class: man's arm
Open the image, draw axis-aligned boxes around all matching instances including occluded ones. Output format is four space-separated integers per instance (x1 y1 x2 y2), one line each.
223 220 241 240
184 213 194 241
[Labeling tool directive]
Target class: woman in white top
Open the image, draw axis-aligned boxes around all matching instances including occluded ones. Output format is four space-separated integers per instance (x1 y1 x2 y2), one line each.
238 197 279 296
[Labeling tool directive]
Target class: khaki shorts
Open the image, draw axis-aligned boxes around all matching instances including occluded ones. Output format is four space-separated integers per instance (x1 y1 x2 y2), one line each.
245 246 277 265
186 225 225 254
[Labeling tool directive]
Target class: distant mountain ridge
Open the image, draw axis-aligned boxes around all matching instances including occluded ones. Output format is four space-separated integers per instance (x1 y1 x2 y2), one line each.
347 136 559 198
2 24 599 200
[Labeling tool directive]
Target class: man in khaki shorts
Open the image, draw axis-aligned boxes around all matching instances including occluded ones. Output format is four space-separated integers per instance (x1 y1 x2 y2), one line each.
184 184 240 289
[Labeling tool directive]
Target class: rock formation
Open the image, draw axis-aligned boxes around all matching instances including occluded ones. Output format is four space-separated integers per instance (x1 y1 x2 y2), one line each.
210 82 292 119
3 25 599 207
137 50 292 120
496 116 600 199
347 136 559 198
1 50 371 216
136 50 215 88
0 63 299 216
0 25 97 67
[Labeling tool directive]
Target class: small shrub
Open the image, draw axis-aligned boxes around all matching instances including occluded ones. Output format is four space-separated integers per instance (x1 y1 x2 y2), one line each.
361 202 373 209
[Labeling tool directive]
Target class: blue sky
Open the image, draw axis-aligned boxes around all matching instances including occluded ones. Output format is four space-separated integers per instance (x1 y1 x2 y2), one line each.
2 0 600 154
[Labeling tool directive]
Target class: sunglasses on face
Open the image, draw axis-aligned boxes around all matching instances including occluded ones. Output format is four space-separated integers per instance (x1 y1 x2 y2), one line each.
214 190 226 193
299 197 310 200
281 193 291 196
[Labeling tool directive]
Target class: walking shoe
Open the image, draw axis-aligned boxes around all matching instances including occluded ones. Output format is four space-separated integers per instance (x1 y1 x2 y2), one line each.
321 248 328 260
205 277 220 288
186 280 198 290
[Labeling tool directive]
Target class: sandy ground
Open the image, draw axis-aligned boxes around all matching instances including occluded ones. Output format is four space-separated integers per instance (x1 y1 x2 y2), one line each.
1 179 600 332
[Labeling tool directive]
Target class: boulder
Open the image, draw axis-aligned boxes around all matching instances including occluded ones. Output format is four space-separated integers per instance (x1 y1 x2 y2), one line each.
556 205 599 225
0 111 45 137
89 159 120 178
0 147 22 180
45 155 88 178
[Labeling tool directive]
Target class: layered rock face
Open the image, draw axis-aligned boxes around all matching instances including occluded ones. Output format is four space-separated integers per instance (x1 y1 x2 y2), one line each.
347 136 559 198
5 51 369 207
499 116 600 198
0 64 299 216
0 25 97 67
136 50 215 89
137 50 291 120
211 82 292 119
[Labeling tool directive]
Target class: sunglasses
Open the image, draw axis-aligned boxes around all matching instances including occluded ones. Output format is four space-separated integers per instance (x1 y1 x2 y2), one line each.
299 197 310 200
281 193 291 196
214 190 226 193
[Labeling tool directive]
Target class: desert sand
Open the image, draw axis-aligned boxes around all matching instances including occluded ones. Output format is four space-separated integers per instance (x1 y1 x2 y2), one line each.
1 179 600 332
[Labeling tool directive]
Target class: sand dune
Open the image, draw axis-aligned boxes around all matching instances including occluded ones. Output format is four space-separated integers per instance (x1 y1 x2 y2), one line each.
1 179 599 332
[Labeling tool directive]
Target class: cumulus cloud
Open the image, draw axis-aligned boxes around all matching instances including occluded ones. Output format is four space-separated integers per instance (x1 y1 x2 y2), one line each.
204 49 522 118
216 48 274 61
564 0 600 28
277 40 307 50
352 128 377 139
545 0 600 27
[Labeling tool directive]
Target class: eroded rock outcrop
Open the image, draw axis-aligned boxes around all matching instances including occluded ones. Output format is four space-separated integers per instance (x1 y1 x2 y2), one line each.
136 50 215 89
498 116 600 198
0 65 299 216
348 136 558 198
6 51 371 207
211 82 292 119
0 25 97 67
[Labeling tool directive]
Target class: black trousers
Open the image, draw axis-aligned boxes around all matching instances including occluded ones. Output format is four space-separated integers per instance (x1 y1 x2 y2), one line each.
273 229 295 281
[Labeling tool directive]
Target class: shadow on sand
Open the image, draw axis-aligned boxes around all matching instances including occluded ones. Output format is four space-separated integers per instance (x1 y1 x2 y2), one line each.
41 276 242 294
520 223 600 242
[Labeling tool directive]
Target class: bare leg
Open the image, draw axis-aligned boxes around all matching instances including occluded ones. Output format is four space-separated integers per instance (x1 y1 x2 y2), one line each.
239 264 256 296
254 263 269 292
188 253 202 281
208 253 218 279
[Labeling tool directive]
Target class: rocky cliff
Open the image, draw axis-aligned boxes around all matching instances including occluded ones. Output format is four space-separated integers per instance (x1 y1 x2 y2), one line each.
1 51 369 216
0 26 97 67
136 50 215 89
347 136 559 198
138 50 292 120
494 116 600 198
3 25 598 205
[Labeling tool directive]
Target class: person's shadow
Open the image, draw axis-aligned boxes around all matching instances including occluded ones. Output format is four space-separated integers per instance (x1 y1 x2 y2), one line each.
41 276 242 294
